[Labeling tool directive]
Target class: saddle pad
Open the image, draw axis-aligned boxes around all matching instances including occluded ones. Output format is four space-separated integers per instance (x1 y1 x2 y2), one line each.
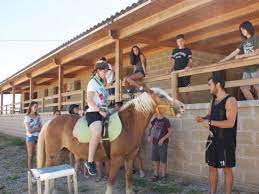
73 112 122 143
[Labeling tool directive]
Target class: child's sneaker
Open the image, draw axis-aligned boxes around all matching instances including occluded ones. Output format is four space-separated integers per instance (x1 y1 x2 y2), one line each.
150 175 159 182
139 170 145 178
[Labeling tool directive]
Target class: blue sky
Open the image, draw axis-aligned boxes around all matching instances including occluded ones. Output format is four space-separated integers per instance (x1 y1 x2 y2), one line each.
0 0 137 104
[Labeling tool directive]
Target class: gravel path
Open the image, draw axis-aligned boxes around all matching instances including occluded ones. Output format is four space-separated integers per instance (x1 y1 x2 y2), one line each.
0 133 248 194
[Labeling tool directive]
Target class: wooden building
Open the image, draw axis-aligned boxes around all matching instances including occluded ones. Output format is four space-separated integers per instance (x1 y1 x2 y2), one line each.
1 0 259 191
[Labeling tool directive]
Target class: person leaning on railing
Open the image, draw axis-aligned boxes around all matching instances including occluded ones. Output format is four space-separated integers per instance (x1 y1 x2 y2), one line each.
219 21 259 100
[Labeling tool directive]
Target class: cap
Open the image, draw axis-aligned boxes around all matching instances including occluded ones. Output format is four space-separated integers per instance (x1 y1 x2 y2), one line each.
69 104 79 114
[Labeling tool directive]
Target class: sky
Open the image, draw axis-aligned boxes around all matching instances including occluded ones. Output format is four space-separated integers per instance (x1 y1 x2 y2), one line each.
0 0 138 105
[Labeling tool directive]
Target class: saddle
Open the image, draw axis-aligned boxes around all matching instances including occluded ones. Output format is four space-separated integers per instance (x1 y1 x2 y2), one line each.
72 111 122 158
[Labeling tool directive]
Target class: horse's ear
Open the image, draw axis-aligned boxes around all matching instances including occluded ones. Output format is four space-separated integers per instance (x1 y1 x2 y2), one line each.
144 87 154 94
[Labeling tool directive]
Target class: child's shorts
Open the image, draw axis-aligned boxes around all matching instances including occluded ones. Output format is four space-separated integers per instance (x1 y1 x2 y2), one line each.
151 144 168 163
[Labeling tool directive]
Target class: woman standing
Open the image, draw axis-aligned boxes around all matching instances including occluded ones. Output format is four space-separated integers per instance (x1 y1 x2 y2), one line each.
84 61 110 175
124 45 147 93
24 101 42 169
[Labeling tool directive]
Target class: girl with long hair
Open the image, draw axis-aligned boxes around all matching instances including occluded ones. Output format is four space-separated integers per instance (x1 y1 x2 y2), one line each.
124 45 147 93
24 101 42 169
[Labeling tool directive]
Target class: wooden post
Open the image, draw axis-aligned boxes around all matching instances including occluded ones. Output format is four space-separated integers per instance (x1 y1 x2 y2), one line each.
20 102 22 114
42 98 45 112
0 92 3 115
115 39 123 102
171 72 178 100
58 64 64 111
81 90 85 110
29 77 34 101
12 86 15 114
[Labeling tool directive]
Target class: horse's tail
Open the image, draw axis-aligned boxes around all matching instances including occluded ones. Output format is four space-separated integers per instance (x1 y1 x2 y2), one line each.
37 121 50 168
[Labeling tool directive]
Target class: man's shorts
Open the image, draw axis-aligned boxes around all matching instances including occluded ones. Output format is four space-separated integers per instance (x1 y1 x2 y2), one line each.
151 144 168 163
205 136 236 168
178 76 191 87
242 70 259 89
26 135 38 143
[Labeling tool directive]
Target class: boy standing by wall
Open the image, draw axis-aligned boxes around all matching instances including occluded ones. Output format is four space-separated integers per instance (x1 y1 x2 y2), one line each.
148 113 173 183
171 34 193 103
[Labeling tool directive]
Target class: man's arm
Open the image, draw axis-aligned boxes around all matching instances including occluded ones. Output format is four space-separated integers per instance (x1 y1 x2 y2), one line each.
196 100 211 123
210 97 238 128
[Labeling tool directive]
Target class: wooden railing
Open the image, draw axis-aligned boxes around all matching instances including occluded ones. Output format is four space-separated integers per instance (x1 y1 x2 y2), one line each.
1 55 259 115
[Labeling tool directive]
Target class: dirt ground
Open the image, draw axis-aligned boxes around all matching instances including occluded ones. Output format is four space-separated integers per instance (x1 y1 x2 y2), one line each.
0 133 249 194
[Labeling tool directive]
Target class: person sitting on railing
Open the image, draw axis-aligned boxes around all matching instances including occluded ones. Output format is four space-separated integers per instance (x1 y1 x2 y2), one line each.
171 34 193 104
124 45 147 93
84 61 110 175
24 101 42 169
219 21 259 100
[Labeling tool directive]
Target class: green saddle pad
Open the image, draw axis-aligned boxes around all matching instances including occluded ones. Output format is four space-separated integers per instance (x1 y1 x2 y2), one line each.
73 112 122 143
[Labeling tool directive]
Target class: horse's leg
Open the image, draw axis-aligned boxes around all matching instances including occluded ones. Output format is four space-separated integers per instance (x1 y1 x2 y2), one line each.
105 157 123 194
124 159 134 194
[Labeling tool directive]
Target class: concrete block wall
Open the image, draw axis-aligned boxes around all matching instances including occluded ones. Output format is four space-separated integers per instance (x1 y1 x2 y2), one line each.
0 101 259 191
140 101 259 192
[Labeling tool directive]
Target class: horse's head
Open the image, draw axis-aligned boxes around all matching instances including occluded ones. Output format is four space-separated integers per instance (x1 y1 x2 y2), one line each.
147 87 185 117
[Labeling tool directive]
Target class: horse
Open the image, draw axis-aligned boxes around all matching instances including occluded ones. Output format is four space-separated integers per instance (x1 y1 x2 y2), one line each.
37 88 185 194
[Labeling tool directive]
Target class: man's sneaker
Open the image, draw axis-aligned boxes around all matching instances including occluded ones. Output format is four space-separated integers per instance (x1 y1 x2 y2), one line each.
150 175 159 182
85 162 97 176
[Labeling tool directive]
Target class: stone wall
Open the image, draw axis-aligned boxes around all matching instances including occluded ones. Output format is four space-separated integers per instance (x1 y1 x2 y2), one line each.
0 101 259 191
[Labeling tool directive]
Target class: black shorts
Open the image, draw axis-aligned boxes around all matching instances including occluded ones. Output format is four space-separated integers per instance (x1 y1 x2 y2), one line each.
85 112 102 126
178 76 191 87
151 144 168 163
205 136 236 168
133 69 145 77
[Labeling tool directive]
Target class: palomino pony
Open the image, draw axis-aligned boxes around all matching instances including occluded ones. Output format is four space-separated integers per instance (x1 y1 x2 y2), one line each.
37 88 184 194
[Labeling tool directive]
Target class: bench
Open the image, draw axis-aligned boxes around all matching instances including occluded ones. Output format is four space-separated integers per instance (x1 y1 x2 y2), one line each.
28 164 78 194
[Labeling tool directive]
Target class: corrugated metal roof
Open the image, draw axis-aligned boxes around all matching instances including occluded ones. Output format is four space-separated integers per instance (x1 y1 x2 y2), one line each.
0 0 149 86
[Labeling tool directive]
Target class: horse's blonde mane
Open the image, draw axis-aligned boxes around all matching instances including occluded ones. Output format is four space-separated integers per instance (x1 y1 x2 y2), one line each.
151 88 174 102
121 92 155 115
121 88 173 115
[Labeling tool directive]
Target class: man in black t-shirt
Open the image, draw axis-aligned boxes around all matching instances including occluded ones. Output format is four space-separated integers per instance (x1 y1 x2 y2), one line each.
171 34 193 103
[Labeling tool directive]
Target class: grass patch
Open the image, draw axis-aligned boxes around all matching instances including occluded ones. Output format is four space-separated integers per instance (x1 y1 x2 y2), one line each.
134 177 183 193
7 174 19 181
187 190 203 194
8 138 25 147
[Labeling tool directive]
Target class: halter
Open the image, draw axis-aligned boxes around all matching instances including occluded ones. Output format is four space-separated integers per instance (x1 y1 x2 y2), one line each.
153 102 175 117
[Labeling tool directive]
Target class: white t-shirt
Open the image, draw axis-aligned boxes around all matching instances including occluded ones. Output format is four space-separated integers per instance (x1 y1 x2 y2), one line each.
87 77 108 112
24 115 42 137
106 63 115 84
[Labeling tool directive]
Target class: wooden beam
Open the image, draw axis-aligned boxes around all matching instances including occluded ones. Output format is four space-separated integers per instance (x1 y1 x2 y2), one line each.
115 39 123 102
159 1 259 42
53 58 61 66
109 30 118 39
60 36 114 65
36 73 57 79
187 18 259 46
117 0 215 39
127 35 174 47
179 78 259 93
178 55 259 77
58 65 64 110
